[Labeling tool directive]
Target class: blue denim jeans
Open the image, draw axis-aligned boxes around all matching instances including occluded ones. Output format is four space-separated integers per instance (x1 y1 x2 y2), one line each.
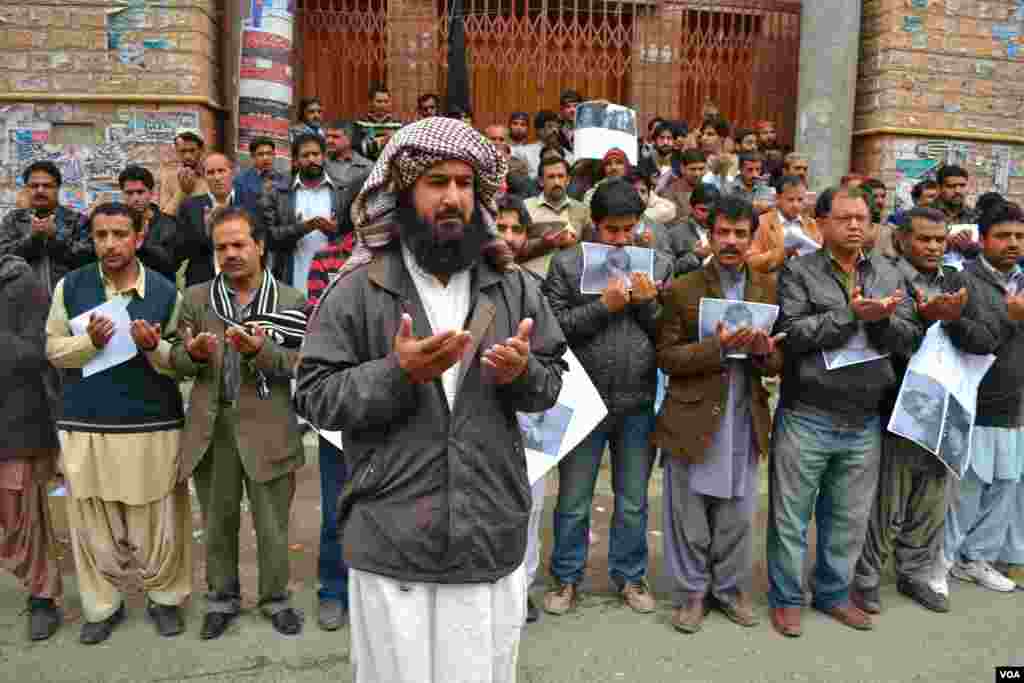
318 435 349 606
767 406 881 610
550 410 656 587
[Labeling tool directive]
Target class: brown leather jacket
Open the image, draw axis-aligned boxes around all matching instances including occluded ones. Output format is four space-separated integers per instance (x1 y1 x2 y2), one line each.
652 259 781 463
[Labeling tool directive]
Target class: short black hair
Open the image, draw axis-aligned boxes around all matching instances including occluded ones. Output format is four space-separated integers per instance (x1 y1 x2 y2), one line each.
22 160 62 187
652 121 675 139
647 116 664 132
979 200 1023 237
911 179 939 201
92 202 142 232
560 89 582 105
248 136 275 156
118 165 155 191
863 177 886 192
899 207 948 234
777 175 806 194
976 191 1005 217
671 120 689 137
700 115 730 138
209 205 266 243
937 164 968 185
291 132 326 158
368 84 389 100
690 182 720 208
539 155 570 178
734 127 757 144
709 195 756 236
591 178 645 224
508 111 529 125
738 151 765 168
815 186 869 219
679 149 707 166
298 97 322 120
496 194 532 228
534 110 559 131
417 92 438 108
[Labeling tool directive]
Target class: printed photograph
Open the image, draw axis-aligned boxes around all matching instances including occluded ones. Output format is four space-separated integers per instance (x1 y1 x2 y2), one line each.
518 402 575 458
580 243 655 294
938 393 973 478
890 370 947 454
823 328 890 370
697 298 780 359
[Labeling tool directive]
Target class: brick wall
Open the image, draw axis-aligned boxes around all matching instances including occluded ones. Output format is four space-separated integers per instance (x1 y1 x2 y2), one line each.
0 1 223 214
853 0 1024 210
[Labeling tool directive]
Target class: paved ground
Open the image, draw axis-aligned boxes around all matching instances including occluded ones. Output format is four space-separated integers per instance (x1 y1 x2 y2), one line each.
1 439 1021 682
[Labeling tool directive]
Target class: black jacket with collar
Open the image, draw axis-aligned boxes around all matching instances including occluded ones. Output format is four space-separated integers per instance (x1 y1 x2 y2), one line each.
942 258 1024 426
295 242 567 584
543 243 673 419
260 175 357 286
776 248 925 421
175 193 248 287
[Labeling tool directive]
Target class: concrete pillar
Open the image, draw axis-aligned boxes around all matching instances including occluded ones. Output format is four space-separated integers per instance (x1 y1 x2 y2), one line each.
795 0 862 193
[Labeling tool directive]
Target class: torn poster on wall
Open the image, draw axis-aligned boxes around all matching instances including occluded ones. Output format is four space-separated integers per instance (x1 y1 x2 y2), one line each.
128 110 200 144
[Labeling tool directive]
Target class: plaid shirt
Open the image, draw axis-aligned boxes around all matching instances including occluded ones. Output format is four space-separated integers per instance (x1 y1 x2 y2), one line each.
305 232 354 312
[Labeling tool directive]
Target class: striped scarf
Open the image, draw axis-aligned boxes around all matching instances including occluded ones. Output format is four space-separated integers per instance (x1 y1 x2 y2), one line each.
209 269 307 399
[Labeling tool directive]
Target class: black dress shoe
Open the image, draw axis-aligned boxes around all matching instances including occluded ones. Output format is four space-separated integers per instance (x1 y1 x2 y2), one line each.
200 611 237 640
147 600 185 637
27 597 61 641
270 607 302 635
80 604 125 645
898 577 950 613
526 596 540 624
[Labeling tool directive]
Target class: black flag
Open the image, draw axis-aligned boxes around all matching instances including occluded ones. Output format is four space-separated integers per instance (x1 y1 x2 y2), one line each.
446 0 471 114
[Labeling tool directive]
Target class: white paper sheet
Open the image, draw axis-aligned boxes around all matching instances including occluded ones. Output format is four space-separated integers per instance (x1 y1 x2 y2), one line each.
783 227 821 257
68 297 138 377
887 323 995 478
520 349 607 485
573 101 639 165
822 328 890 370
316 429 344 452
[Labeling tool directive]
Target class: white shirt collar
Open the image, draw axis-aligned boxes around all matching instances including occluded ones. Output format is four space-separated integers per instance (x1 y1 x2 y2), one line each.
292 173 334 190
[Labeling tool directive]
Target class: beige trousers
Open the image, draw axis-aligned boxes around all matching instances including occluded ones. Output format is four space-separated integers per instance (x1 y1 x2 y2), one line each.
68 481 192 622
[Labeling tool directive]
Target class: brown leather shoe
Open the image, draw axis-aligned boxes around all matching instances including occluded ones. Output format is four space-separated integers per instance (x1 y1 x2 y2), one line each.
718 594 760 628
821 602 873 630
671 595 706 634
543 582 578 616
621 580 656 614
771 607 802 637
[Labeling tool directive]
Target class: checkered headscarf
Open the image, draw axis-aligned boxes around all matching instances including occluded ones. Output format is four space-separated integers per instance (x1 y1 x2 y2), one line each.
308 117 514 320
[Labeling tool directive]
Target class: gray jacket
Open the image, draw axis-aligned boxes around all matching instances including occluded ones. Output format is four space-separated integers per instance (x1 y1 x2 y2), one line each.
542 243 673 418
776 249 925 421
660 216 706 276
295 243 566 584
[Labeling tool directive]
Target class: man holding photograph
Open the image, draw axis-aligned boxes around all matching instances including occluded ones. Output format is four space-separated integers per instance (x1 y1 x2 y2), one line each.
853 207 966 614
522 157 589 271
767 186 924 637
941 200 1024 593
653 195 782 634
542 179 672 617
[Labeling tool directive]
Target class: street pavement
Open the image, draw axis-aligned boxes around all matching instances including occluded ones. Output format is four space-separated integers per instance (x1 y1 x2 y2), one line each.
1 441 1021 683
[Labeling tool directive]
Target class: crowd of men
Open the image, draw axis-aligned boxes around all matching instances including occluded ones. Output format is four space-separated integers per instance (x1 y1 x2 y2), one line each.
1 81 1023 683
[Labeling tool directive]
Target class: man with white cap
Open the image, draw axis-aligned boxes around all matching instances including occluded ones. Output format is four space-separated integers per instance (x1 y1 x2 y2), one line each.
296 117 567 683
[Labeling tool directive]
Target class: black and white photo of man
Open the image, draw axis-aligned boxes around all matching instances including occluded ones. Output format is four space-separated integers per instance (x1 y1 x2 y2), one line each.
939 394 973 477
891 370 946 454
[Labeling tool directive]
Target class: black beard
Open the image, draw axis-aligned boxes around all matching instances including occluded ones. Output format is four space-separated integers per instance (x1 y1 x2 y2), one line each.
396 202 487 278
300 164 324 181
657 145 674 157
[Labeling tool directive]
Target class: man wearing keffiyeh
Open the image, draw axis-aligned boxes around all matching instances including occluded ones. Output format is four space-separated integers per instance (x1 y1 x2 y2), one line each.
170 206 308 641
297 117 568 683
